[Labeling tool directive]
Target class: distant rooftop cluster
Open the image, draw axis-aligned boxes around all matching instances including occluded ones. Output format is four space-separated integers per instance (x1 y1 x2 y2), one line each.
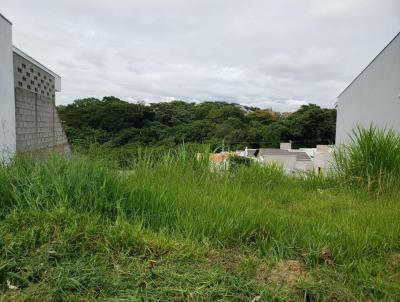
209 142 333 174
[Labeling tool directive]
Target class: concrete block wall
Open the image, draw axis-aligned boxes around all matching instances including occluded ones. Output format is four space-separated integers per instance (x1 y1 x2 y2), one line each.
15 88 70 156
14 53 70 157
14 53 56 98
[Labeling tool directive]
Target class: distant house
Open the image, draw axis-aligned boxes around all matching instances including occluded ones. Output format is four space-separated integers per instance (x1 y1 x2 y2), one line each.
242 142 333 174
257 143 313 174
336 32 400 145
258 148 297 173
209 142 333 174
0 13 70 161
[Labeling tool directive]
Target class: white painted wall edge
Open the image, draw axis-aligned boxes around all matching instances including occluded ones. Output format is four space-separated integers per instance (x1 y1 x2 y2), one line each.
0 15 16 162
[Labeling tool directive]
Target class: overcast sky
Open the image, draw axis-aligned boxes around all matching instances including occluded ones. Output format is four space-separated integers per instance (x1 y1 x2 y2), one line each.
2 1 399 111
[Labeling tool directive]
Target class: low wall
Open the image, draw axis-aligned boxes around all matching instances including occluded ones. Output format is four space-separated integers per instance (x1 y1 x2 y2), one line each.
294 161 314 172
260 154 297 174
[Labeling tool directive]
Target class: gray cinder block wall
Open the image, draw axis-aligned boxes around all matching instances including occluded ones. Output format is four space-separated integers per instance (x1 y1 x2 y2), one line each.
13 52 70 157
14 89 70 155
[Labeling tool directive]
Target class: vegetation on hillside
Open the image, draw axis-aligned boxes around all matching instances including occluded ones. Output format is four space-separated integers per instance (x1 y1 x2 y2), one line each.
1 127 400 300
57 97 336 150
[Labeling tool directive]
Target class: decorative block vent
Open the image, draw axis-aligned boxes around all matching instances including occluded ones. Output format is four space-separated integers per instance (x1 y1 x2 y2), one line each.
13 53 55 99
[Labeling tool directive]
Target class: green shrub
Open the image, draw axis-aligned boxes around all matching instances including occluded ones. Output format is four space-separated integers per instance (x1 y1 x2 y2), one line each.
229 155 254 168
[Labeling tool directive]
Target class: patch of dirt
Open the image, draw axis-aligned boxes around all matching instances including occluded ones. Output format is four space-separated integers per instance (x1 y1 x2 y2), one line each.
387 253 400 281
388 253 400 267
255 259 309 286
206 248 247 268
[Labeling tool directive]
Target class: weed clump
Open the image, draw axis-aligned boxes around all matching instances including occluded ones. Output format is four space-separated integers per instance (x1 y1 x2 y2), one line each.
334 125 400 195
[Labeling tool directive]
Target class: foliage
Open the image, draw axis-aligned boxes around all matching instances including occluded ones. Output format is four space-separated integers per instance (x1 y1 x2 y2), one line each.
334 125 400 195
282 104 337 148
0 152 399 300
58 97 336 150
229 155 254 168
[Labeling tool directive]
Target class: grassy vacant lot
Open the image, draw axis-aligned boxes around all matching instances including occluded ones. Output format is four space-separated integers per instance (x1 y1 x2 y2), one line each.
0 149 399 301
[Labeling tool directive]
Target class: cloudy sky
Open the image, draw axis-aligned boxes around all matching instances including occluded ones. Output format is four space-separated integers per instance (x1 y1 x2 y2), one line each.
2 1 399 111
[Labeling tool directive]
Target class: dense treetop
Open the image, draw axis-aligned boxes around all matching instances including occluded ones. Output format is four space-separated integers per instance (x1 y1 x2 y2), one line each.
57 97 336 150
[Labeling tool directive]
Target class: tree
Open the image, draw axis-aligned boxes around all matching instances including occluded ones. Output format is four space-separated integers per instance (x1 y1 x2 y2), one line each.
58 98 336 150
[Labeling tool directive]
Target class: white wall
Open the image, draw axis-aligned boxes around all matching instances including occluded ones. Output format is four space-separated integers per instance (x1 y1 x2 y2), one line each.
314 152 333 174
260 155 297 174
294 161 314 172
280 142 292 150
0 15 16 161
336 33 400 145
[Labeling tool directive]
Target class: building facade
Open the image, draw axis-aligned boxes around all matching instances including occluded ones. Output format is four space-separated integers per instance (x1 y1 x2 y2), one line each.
336 32 400 145
0 14 16 161
253 143 314 174
0 13 70 161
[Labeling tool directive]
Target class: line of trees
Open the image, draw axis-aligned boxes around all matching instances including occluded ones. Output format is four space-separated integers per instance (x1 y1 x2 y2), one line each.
57 96 336 150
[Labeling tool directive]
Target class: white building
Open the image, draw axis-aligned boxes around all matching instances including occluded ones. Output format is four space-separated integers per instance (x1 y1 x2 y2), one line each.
241 142 334 174
313 145 333 174
0 13 16 161
336 32 400 145
0 13 70 162
257 143 314 174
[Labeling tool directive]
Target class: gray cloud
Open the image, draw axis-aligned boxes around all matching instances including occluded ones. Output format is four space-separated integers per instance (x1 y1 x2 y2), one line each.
2 0 399 111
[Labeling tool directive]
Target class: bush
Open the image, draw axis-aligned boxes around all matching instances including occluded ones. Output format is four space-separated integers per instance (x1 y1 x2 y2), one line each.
229 155 254 168
334 125 400 195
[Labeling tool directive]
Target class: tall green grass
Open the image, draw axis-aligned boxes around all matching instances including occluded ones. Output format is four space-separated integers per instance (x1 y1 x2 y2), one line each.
0 147 399 300
1 152 399 256
334 125 400 195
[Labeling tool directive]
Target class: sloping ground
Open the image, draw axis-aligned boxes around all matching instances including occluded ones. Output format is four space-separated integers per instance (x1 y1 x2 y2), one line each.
0 155 399 301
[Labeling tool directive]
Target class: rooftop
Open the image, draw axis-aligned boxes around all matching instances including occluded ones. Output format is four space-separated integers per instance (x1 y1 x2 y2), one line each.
0 13 12 25
258 148 311 161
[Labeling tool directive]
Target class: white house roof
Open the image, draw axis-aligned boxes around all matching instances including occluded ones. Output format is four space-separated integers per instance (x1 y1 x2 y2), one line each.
258 148 312 161
12 46 61 92
0 13 12 25
338 31 400 98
